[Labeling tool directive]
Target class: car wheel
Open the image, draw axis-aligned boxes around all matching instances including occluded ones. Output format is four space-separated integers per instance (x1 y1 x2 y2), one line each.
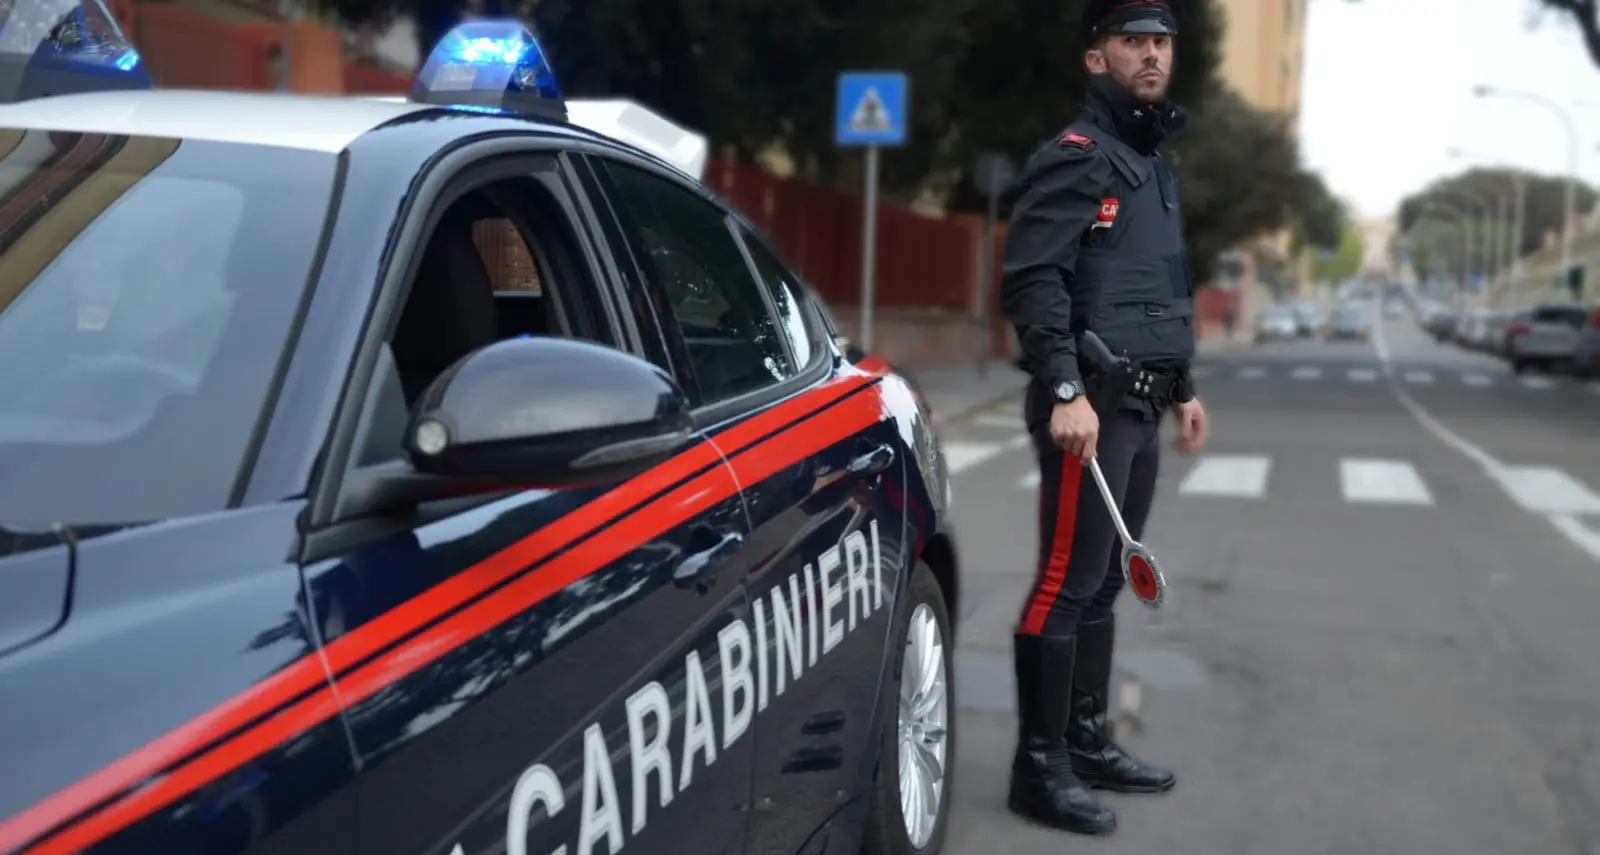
1512 358 1530 374
861 561 955 855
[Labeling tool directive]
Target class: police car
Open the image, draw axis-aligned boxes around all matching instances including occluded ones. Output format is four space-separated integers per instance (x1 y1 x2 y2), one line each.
0 6 964 855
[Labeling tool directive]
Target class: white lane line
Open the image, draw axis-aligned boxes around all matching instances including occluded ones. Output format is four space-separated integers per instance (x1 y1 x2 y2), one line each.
1519 376 1554 390
1347 368 1378 382
1177 454 1271 498
1374 315 1600 561
1461 373 1493 387
973 413 1023 430
1238 367 1266 380
1403 370 1434 384
1492 466 1600 514
1338 458 1434 505
1291 366 1323 380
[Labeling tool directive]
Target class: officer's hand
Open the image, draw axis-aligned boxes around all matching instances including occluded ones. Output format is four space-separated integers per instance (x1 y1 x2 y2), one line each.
1049 398 1100 461
1172 397 1208 452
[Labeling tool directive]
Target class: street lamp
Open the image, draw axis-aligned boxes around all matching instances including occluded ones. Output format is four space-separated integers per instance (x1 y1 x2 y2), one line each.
1446 147 1522 301
1474 84 1580 286
1423 201 1472 305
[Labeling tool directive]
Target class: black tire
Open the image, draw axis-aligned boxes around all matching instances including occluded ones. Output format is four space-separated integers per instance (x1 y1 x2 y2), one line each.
861 561 956 855
1512 358 1530 374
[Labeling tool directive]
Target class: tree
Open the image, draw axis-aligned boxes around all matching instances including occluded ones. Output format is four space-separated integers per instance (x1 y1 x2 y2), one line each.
1166 86 1332 284
1396 168 1598 274
1536 0 1600 66
1291 171 1344 253
1313 222 1364 282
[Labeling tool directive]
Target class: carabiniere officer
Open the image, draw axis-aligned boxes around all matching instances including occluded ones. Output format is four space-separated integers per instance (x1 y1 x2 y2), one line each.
999 0 1211 837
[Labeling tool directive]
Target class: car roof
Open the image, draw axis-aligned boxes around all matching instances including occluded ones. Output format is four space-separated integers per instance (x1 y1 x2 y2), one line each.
0 89 432 152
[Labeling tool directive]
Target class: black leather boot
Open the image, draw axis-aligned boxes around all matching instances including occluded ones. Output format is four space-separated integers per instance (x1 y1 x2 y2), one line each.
1007 633 1117 835
1067 615 1177 793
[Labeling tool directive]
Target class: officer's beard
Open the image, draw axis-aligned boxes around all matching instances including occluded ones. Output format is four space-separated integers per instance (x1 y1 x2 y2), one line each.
1087 74 1188 154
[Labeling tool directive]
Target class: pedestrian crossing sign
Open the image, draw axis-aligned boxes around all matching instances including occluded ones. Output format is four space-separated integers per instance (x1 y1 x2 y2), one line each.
835 71 908 146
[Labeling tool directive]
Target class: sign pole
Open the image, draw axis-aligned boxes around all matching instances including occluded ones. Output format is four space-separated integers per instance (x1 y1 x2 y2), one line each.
977 192 996 377
860 144 880 353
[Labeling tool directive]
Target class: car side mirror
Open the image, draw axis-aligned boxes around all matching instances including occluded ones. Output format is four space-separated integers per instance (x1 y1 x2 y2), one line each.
405 337 694 488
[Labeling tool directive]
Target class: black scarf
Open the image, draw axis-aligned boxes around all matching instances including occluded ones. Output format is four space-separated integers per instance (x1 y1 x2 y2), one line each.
1085 74 1187 155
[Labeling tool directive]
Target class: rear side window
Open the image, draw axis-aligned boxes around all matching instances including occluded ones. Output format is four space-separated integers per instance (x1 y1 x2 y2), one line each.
1531 305 1588 327
739 233 816 369
598 160 791 405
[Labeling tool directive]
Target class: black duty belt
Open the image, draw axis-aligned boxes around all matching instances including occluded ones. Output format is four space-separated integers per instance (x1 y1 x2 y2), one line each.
1128 369 1176 402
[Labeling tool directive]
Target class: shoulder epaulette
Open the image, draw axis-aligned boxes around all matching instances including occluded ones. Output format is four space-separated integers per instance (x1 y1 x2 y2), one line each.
1056 130 1096 150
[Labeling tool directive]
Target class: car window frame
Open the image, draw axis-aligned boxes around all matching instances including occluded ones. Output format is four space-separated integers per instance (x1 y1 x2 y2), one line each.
729 223 830 374
579 151 831 428
303 141 634 549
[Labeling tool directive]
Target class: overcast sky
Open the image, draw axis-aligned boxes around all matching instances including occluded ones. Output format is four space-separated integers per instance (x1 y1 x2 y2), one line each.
1299 0 1600 220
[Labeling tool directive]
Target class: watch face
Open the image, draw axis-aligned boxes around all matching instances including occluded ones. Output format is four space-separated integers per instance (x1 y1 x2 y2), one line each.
1055 382 1078 401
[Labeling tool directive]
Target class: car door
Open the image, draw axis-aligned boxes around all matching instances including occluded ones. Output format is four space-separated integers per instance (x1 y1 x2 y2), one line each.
296 150 755 855
581 153 912 854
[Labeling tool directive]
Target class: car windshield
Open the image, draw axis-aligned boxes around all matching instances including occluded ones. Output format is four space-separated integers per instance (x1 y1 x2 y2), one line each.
1335 308 1364 322
0 130 337 529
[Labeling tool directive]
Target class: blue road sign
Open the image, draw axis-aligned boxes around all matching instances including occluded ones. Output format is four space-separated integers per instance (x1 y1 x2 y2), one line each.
835 71 908 146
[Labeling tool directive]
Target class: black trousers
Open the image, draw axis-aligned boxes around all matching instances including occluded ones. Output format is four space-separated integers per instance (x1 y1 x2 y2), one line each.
1017 382 1162 637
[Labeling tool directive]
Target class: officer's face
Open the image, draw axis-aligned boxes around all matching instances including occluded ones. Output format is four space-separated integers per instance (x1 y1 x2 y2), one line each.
1087 33 1174 101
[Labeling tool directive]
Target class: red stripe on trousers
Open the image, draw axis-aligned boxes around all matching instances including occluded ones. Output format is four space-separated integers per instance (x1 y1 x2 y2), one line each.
1019 452 1083 635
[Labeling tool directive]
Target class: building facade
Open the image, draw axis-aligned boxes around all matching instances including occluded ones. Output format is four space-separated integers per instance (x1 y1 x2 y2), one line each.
1214 0 1308 131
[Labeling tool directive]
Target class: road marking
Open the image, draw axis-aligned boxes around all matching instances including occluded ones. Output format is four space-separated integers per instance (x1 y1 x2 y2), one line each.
1461 373 1492 387
1238 367 1265 380
1492 466 1600 514
1373 315 1600 561
1018 470 1040 489
1338 458 1433 505
942 441 1006 474
1519 376 1554 390
1402 370 1433 384
1291 366 1322 380
1347 368 1378 382
1177 454 1270 498
973 413 1023 430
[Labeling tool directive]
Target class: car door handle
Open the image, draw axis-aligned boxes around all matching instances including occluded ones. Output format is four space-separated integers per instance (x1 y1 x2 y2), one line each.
672 530 743 590
847 444 895 476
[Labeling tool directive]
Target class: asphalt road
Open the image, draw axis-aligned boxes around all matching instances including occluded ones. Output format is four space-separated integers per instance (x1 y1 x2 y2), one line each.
940 308 1600 855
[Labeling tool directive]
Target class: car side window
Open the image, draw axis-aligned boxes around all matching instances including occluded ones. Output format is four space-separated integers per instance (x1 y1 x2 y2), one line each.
597 160 792 406
350 175 598 469
738 231 816 369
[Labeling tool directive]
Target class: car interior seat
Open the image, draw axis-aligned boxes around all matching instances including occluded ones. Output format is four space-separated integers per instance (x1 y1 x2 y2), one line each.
390 210 500 404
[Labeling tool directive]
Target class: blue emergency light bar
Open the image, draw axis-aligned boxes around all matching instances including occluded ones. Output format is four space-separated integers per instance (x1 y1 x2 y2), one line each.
0 0 152 104
408 21 566 121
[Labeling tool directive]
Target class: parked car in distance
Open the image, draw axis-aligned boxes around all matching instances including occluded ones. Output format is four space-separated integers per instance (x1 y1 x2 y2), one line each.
1286 299 1323 337
1325 305 1371 342
1498 310 1532 359
1565 307 1600 377
1509 302 1598 373
1255 307 1300 343
1453 308 1493 350
1422 307 1457 342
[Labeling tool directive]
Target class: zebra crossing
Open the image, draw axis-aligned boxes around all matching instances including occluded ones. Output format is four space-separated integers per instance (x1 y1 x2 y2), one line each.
1190 364 1600 391
1008 453 1443 504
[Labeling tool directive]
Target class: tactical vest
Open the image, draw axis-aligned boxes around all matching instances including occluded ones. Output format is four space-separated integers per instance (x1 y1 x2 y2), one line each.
1067 123 1196 363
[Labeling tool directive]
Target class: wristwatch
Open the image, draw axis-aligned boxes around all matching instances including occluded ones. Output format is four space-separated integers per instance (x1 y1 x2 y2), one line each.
1053 380 1085 403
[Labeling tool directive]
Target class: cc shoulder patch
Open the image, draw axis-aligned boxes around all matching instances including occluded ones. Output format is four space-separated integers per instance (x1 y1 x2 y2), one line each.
1057 130 1095 149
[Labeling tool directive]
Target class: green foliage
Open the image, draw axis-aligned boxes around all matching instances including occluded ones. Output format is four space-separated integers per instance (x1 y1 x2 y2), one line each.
1396 168 1598 276
1313 223 1363 282
321 0 1339 290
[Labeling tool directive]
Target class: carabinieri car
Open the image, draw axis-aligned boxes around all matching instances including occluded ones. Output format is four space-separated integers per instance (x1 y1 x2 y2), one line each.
0 8 964 855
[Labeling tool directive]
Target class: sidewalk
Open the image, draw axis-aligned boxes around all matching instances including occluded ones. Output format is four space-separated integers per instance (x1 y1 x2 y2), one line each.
902 361 1029 426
